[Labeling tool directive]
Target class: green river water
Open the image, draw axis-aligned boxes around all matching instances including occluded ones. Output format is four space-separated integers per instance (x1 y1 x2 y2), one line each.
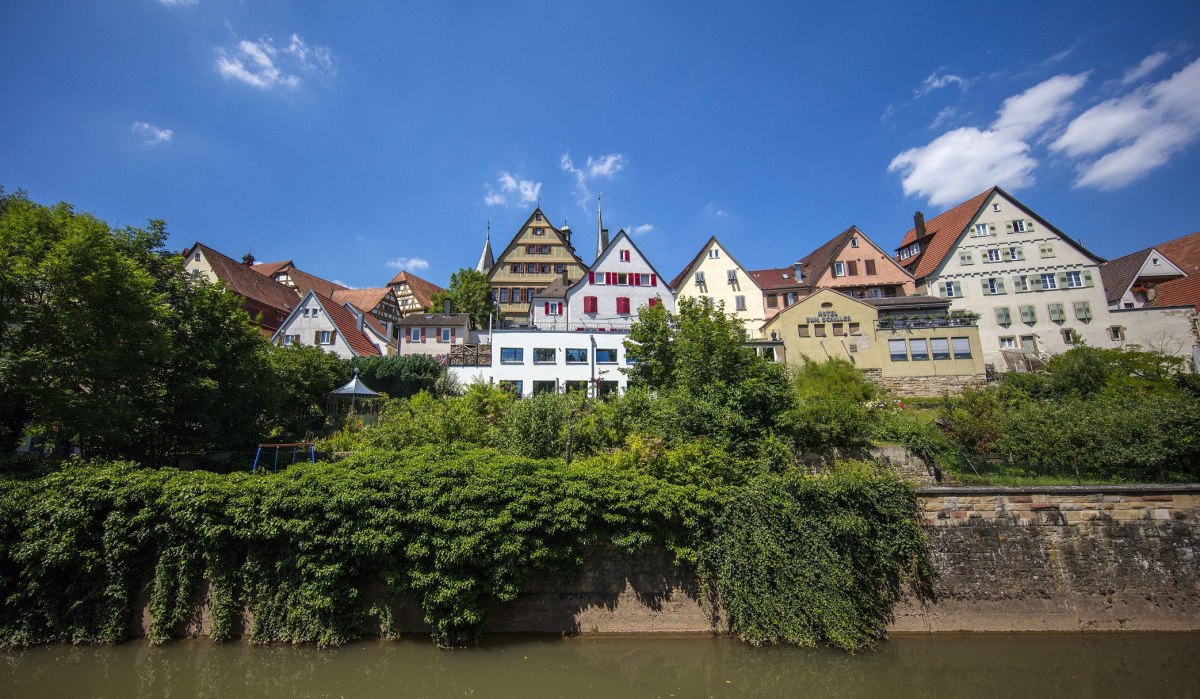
2 634 1198 698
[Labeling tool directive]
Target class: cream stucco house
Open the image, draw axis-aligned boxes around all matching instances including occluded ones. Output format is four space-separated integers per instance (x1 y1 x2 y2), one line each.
670 237 767 337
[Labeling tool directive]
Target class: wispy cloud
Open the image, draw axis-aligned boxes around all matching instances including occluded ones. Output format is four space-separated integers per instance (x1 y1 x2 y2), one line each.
156 0 198 6
1122 51 1170 85
215 33 333 90
386 257 430 272
1054 57 1200 190
703 202 728 220
132 121 173 145
914 70 968 98
889 72 1089 206
560 152 627 209
630 224 654 236
929 107 958 129
332 280 357 289
483 171 541 207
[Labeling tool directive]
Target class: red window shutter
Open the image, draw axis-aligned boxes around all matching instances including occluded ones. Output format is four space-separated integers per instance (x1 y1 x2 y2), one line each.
650 274 657 286
605 272 613 285
544 302 550 315
420 327 426 342
648 298 658 307
632 274 641 286
558 303 564 316
450 327 456 341
589 271 595 284
584 296 597 313
617 297 630 314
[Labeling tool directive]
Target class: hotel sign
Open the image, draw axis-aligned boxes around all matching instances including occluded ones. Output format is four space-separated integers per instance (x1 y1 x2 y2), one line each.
806 310 852 323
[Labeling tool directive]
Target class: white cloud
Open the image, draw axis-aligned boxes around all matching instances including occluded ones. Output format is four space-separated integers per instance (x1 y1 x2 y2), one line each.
385 257 430 272
156 0 198 5
215 33 333 90
1122 51 1170 85
132 121 173 145
992 73 1089 139
483 171 541 207
889 73 1087 206
702 202 729 220
332 280 357 289
1058 57 1200 189
561 152 627 209
630 224 654 236
914 71 967 98
929 106 958 129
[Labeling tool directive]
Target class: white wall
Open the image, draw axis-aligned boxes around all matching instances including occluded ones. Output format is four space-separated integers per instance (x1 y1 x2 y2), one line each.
1109 306 1198 369
275 296 357 359
448 329 631 397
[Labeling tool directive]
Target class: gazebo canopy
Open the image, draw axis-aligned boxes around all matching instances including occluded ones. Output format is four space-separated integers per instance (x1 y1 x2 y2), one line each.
328 369 381 398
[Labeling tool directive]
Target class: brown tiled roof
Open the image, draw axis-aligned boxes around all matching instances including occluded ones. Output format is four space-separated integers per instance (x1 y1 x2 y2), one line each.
185 243 298 314
1156 231 1200 275
795 226 858 283
284 267 346 299
862 296 950 310
1099 248 1157 306
315 294 380 356
251 260 292 276
387 271 445 309
534 278 569 297
333 287 393 314
748 267 804 291
1151 274 1200 311
896 189 994 281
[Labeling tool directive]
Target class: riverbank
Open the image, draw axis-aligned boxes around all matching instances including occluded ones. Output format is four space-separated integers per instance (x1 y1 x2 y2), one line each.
120 484 1199 639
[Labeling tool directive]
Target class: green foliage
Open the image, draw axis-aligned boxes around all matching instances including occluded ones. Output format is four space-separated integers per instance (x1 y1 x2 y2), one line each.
259 344 345 441
701 463 932 651
791 358 878 403
348 354 447 399
428 268 496 329
364 384 515 452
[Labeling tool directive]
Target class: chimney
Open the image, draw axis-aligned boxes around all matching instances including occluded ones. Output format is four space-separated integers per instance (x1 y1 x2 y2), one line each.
242 252 256 266
443 299 452 315
914 212 926 239
562 270 569 285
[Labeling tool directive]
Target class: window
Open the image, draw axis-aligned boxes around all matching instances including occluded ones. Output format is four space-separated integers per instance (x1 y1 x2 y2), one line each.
833 261 846 277
1065 271 1083 288
533 348 556 364
735 295 746 311
190 268 200 280
1019 305 1037 324
986 248 1002 262
565 348 587 363
847 261 858 275
832 323 844 336
499 380 524 395
539 264 550 274
995 307 1012 325
617 273 628 285
540 244 550 254
316 330 334 345
554 263 566 273
564 380 589 393
992 203 1001 212
193 251 201 262
983 277 1006 295
1013 275 1030 293
785 292 797 305
534 212 543 221
1020 335 1037 352
999 336 1017 349
619 250 630 262
952 337 972 359
1040 273 1058 290
959 251 974 265
694 271 706 286
1039 243 1055 258
939 281 963 298
848 322 861 335
1073 301 1092 321
931 338 951 360
532 381 557 395
974 223 992 237
850 237 859 248
708 248 720 259
727 269 738 284
814 324 827 337
510 287 521 303
1062 328 1079 345
1109 326 1125 341
597 381 619 399
409 327 421 342
1010 219 1028 233
595 348 617 363
865 259 876 275
283 334 299 346
511 263 522 274
500 347 524 364
525 264 537 273
888 339 908 361
1047 303 1065 322
909 339 930 361
526 244 537 254
797 324 810 338
583 296 598 313
898 242 921 260
1006 246 1024 261
499 288 509 303
440 328 451 342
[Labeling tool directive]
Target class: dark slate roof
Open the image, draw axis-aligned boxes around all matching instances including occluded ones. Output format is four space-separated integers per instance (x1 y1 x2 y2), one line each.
394 313 471 327
1098 248 1156 306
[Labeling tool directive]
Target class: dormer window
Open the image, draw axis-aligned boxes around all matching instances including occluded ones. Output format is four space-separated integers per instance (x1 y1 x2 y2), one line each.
850 238 859 248
534 212 543 221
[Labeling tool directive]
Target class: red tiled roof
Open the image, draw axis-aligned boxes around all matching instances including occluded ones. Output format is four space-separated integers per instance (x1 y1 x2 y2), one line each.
284 267 346 299
896 189 994 281
332 287 393 314
387 271 445 309
185 243 298 315
316 294 380 356
1156 231 1200 275
1151 274 1200 311
251 260 292 276
748 267 804 291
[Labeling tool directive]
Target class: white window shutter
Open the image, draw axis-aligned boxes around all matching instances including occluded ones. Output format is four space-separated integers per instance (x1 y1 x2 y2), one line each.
938 281 947 296
1026 219 1035 231
1005 222 1013 233
1083 271 1093 287
989 223 997 234
997 279 1006 294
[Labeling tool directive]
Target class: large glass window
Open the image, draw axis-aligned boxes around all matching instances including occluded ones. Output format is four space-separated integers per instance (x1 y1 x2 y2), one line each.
500 347 524 364
532 380 557 395
595 348 617 363
909 339 930 361
533 348 555 364
565 348 587 363
888 339 908 361
931 338 950 360
952 337 972 359
499 380 523 396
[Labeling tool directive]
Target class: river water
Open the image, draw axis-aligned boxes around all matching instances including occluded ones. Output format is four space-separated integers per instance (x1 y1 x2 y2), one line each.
2 634 1198 698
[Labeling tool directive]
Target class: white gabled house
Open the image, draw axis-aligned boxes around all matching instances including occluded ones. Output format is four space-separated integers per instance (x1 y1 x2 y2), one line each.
270 290 392 359
530 229 675 331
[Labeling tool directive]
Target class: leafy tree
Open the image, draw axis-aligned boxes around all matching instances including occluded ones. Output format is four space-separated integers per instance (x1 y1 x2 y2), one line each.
428 268 496 329
349 354 446 399
259 344 345 441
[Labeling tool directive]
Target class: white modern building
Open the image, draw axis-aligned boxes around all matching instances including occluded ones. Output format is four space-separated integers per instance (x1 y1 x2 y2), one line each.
448 329 631 397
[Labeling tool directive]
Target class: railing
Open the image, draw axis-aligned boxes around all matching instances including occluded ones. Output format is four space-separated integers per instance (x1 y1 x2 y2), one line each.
447 344 492 367
875 317 977 330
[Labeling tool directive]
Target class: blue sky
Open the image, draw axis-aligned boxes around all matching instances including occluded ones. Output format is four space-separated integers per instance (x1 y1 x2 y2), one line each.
2 1 1198 288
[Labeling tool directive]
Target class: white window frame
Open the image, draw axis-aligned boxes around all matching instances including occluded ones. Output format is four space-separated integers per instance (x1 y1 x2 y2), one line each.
974 223 990 237
440 328 451 343
1040 273 1057 290
833 261 846 277
409 327 421 342
1065 271 1083 288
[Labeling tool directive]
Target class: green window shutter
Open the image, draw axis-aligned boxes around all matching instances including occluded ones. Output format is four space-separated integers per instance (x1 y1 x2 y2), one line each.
1057 272 1068 286
981 279 990 295
1026 219 1035 231
937 281 947 296
1083 271 1094 287
1031 276 1043 291
1005 222 1014 233
960 251 973 265
988 223 997 234
996 278 1006 294
995 307 1011 324
1013 247 1024 260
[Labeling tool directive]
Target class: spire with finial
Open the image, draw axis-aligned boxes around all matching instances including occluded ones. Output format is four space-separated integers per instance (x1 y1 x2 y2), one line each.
595 194 609 261
476 220 494 274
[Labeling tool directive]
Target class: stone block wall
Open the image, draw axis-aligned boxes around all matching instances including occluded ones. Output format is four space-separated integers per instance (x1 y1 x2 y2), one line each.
877 373 985 397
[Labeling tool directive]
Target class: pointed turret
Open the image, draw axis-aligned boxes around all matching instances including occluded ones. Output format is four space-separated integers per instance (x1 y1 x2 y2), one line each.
595 196 609 262
476 221 494 274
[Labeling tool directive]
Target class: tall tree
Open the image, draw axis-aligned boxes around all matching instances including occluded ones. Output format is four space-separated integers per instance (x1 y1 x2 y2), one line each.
428 268 497 329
